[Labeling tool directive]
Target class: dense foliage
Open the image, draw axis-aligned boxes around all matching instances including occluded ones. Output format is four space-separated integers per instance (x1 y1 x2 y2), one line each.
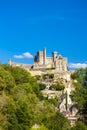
49 80 65 90
0 65 87 130
0 65 70 130
71 68 87 124
42 73 54 80
38 83 46 90
69 121 87 130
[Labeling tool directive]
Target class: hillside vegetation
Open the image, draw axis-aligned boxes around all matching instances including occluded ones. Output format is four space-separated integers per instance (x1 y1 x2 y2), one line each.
71 68 87 124
0 64 87 130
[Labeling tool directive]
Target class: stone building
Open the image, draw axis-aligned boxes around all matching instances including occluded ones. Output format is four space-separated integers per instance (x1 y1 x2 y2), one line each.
34 48 67 71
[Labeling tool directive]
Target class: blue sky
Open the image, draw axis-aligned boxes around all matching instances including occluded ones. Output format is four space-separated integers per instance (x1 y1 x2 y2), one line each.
0 0 87 69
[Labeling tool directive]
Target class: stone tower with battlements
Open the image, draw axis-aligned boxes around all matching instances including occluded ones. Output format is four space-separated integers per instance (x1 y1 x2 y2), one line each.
34 48 47 66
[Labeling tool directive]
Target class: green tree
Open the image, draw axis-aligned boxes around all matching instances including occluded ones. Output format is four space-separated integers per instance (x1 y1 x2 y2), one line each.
48 98 58 107
0 66 15 93
0 77 6 91
70 121 87 130
45 111 70 130
71 68 87 124
30 125 49 130
50 82 65 90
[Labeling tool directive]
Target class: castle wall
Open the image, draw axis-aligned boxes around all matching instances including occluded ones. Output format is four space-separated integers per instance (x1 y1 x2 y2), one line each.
54 58 67 71
8 60 32 71
46 57 53 65
62 58 67 71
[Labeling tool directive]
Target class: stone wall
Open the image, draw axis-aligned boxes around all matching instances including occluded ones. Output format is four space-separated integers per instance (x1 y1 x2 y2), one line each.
46 57 53 64
8 60 32 71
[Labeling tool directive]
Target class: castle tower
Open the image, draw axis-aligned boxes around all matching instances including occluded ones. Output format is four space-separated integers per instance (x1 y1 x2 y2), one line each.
38 51 43 65
43 48 46 65
52 51 57 62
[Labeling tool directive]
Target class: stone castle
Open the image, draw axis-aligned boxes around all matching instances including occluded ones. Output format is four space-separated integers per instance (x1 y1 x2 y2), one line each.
8 48 68 72
34 48 67 71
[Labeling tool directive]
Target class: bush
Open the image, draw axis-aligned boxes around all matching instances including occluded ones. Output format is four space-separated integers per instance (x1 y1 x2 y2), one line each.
39 83 46 90
48 98 58 107
71 71 80 81
46 67 55 70
42 74 54 80
34 75 41 80
50 83 65 91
